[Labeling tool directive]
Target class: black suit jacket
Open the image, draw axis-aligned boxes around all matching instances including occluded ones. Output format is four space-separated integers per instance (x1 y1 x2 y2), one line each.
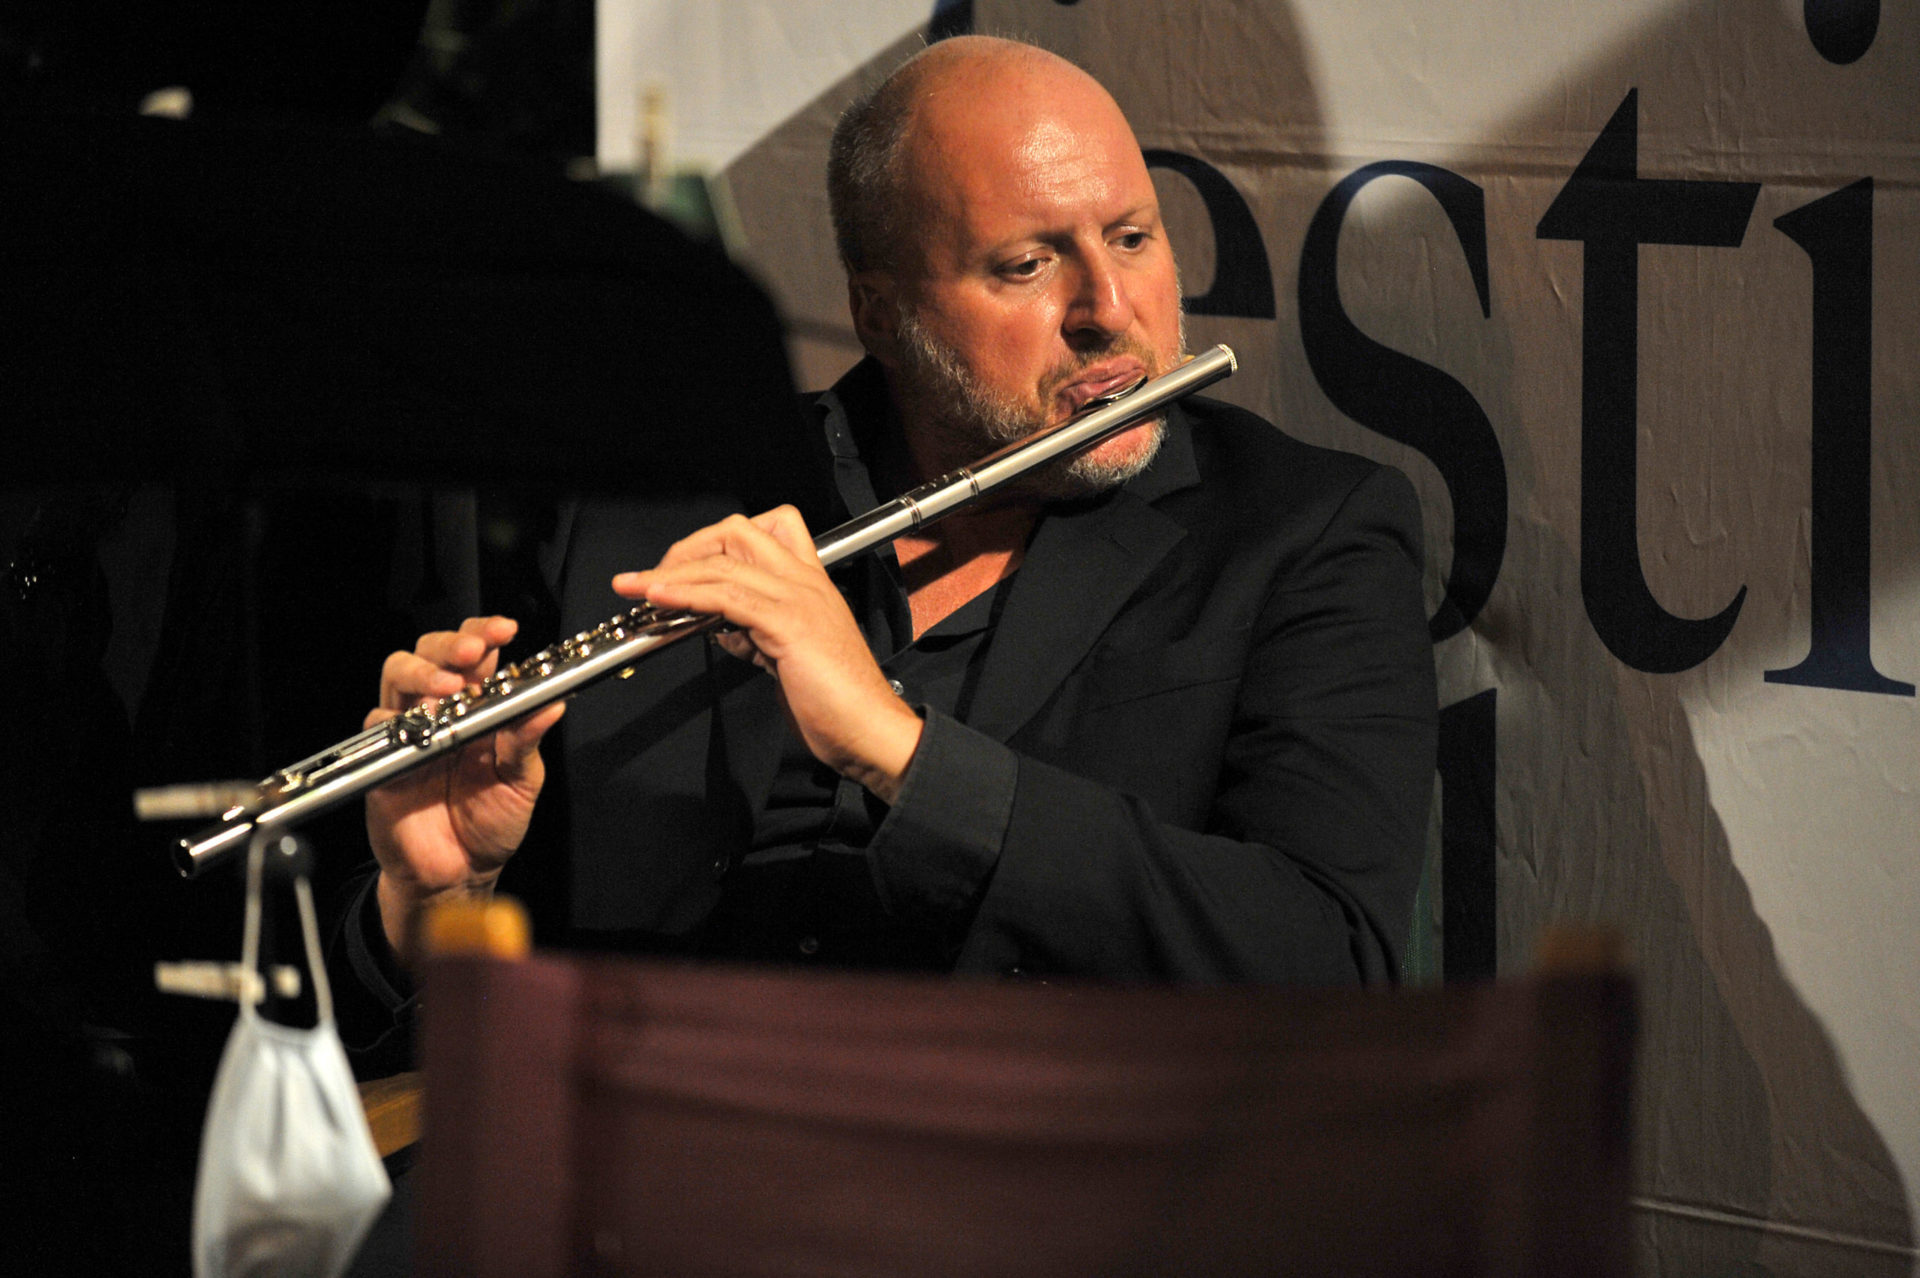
552 374 1437 986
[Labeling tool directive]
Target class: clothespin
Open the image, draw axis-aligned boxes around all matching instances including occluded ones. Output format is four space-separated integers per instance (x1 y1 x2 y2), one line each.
155 960 302 1004
133 780 259 822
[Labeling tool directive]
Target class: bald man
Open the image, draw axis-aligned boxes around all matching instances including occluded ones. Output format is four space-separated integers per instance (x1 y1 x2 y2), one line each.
339 37 1434 1034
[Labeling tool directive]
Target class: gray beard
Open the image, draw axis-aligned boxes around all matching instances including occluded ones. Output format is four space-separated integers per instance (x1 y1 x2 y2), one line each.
892 309 1178 500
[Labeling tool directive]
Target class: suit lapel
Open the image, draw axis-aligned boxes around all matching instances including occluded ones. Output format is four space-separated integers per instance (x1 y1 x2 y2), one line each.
964 411 1202 742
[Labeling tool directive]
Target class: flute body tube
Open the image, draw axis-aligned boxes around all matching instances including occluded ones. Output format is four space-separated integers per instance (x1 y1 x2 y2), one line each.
170 344 1236 877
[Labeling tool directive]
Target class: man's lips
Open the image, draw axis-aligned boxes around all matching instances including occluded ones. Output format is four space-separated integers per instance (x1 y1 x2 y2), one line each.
1058 362 1148 413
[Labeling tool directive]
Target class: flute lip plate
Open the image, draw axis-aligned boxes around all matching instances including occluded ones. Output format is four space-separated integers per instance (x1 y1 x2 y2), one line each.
1085 373 1149 410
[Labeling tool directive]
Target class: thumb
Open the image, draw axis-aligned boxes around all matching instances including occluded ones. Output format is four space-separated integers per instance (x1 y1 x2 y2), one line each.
493 702 566 782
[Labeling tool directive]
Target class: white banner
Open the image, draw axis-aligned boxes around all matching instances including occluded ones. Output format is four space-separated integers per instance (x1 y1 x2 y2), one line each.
605 2 1920 1271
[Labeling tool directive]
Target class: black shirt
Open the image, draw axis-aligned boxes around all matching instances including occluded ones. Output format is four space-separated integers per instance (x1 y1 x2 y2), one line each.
700 389 1015 969
703 566 1009 968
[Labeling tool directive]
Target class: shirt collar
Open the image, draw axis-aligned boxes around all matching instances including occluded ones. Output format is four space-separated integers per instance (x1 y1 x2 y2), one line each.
813 357 892 522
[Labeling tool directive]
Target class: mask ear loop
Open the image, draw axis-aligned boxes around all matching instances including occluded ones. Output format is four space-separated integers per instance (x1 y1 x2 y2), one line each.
293 860 334 1025
239 832 267 1024
240 830 335 1025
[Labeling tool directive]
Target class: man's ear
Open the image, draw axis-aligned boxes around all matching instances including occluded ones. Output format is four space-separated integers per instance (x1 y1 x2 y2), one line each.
848 272 901 367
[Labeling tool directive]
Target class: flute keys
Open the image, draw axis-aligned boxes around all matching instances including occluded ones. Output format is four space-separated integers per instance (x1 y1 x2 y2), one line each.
391 716 434 746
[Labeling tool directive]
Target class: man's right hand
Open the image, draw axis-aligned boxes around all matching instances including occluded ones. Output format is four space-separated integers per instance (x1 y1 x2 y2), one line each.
364 615 565 963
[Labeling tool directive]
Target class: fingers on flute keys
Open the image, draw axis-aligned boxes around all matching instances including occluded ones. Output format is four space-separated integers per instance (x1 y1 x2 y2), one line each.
368 616 519 727
612 509 823 642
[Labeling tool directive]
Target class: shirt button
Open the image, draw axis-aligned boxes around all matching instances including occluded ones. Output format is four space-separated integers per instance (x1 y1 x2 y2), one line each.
710 854 729 879
888 679 905 697
797 935 820 957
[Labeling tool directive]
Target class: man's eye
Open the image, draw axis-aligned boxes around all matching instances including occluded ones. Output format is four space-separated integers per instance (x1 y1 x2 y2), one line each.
1115 231 1149 250
1002 258 1045 277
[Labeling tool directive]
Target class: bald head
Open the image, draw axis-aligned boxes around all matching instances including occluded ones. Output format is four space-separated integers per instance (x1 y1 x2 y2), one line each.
825 35 1184 495
827 37 1132 275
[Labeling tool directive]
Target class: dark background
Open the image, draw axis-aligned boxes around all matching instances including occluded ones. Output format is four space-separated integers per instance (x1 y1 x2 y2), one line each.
0 3 813 1271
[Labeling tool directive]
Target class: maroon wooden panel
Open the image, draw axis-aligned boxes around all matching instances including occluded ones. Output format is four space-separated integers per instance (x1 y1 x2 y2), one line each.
417 956 579 1278
420 958 1633 1278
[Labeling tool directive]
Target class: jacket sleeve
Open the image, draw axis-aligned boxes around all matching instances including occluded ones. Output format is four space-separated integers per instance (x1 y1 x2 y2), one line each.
325 870 420 1075
864 464 1437 985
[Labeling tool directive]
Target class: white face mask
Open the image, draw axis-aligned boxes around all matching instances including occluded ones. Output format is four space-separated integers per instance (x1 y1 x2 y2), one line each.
192 837 391 1278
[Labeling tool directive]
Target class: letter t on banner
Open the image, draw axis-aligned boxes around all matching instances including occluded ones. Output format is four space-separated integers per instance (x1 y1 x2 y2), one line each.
1537 90 1761 674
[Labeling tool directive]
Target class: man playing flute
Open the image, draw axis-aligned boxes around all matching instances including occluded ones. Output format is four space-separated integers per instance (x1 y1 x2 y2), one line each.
336 35 1436 1043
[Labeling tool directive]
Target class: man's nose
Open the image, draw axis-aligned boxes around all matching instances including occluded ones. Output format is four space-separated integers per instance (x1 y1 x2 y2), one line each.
1063 252 1135 342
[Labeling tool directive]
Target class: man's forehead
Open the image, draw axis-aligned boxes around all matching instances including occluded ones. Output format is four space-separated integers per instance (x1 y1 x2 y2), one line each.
906 51 1130 155
899 70 1151 237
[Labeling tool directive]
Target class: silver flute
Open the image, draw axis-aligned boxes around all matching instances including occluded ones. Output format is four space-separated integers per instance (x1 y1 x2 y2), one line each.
169 344 1236 877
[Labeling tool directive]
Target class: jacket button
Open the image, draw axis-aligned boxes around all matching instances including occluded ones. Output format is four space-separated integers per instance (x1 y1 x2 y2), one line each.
797 935 820 956
710 854 729 878
887 679 906 697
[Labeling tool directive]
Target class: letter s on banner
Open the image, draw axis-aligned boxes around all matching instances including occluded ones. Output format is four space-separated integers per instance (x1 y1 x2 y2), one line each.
1299 160 1508 643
